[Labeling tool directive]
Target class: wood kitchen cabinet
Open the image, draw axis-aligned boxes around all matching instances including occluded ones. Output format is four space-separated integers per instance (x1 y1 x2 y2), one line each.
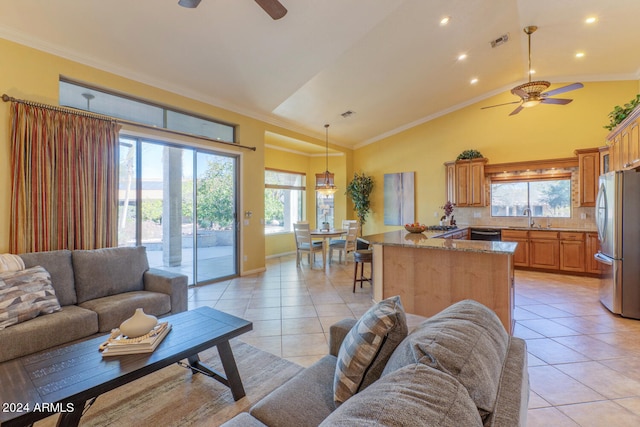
559 232 585 272
444 161 456 204
585 232 602 274
574 148 599 207
452 158 487 207
606 106 640 171
529 230 560 270
501 229 529 267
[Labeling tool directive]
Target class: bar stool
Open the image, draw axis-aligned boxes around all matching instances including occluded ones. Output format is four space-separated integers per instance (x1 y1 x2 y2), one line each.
353 250 372 292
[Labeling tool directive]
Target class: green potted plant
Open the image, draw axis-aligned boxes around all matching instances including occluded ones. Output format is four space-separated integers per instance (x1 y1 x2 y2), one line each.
345 172 374 236
456 149 484 161
604 94 640 131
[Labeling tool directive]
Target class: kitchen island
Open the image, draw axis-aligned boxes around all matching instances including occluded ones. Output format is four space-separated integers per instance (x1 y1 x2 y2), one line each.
363 230 517 333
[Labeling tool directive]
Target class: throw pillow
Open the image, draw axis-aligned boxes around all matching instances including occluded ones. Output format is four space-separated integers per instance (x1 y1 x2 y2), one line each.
0 266 61 330
333 295 407 406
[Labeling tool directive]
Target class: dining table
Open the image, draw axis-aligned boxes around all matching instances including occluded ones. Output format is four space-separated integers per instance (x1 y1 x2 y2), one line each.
309 228 346 267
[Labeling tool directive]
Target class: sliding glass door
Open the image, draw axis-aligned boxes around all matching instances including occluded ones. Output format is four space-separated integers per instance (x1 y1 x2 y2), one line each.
118 136 238 285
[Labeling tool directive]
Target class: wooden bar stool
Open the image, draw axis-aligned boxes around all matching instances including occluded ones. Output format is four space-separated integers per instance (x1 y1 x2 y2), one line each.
353 249 372 292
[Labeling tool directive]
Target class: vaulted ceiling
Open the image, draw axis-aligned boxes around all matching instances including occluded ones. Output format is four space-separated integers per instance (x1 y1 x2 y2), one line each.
0 0 638 149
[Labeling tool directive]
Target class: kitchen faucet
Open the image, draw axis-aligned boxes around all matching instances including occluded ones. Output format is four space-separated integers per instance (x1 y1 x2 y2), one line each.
523 207 534 228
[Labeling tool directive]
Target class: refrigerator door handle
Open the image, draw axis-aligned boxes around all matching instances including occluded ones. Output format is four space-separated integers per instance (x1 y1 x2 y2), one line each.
594 252 613 265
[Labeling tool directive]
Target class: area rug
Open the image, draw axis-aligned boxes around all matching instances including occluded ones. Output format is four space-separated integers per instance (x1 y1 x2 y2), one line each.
35 340 303 427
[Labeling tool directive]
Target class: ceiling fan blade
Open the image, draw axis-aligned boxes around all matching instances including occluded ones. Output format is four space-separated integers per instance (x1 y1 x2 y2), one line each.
541 98 573 105
254 0 287 20
542 82 584 97
481 101 521 110
509 105 524 116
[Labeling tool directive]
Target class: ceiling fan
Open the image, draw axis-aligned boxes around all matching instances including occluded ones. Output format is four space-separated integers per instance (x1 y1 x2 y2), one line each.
178 0 287 20
482 26 583 116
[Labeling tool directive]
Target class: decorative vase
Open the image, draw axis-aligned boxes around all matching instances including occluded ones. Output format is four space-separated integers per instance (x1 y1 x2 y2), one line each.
322 222 330 231
119 308 158 338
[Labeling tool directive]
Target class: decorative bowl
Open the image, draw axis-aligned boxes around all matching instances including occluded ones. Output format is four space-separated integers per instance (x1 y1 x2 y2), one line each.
404 224 427 233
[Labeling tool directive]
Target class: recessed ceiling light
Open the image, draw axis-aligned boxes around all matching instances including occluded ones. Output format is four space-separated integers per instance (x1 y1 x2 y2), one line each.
440 16 451 26
575 52 585 58
585 16 597 24
529 69 536 75
457 53 467 61
470 78 478 85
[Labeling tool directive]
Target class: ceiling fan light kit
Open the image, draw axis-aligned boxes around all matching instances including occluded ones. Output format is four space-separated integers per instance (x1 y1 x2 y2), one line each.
178 0 201 8
178 0 287 20
483 25 583 116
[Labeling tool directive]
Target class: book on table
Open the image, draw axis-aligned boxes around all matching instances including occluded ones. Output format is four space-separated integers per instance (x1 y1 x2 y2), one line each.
100 322 171 356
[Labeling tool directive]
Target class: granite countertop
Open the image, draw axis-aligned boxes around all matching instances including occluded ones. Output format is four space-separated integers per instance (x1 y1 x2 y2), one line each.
361 230 517 255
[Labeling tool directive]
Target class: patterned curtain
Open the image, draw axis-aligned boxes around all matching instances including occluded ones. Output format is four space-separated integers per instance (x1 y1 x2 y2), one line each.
9 102 121 253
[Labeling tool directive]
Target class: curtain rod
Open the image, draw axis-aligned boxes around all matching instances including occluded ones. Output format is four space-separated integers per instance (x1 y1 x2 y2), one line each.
1 94 257 152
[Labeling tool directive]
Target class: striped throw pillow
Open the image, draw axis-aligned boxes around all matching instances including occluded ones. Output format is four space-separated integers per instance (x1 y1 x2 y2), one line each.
334 295 407 405
0 266 61 330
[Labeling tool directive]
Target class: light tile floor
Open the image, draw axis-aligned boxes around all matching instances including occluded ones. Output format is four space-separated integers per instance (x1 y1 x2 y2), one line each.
188 254 640 426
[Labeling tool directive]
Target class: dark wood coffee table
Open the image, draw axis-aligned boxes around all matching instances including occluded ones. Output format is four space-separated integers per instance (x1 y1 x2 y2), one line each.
0 306 252 427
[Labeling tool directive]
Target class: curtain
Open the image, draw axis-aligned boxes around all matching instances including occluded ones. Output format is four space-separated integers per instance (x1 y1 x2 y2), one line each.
9 102 121 253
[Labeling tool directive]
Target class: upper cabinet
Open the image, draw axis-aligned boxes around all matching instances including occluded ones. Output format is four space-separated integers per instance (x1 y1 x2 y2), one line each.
574 148 600 207
606 106 640 172
445 158 487 207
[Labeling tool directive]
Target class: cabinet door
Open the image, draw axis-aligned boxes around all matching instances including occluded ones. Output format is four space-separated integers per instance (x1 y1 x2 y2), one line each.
621 128 632 168
469 161 485 206
576 150 599 207
502 230 529 267
610 135 621 171
530 239 559 269
560 240 585 272
444 161 456 204
630 119 640 168
455 162 470 206
585 232 601 273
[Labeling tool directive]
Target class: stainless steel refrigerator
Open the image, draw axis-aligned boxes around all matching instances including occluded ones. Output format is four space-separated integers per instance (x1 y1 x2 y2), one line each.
595 170 640 318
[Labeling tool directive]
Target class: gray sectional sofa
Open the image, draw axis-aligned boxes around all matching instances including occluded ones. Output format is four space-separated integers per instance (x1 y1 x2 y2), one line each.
223 299 529 427
0 246 188 363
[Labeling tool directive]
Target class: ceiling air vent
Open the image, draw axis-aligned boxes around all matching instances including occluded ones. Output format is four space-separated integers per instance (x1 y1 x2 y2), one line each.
341 110 355 119
490 33 509 48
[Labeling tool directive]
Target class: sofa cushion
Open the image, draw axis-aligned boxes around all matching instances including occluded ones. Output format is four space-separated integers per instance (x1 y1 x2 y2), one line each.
73 247 149 304
19 250 76 306
334 295 407 405
321 363 483 427
0 305 98 363
382 299 509 420
250 355 337 427
79 291 171 332
0 266 61 330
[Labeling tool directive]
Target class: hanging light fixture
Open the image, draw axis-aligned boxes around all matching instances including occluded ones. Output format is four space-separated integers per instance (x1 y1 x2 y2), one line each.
316 124 338 196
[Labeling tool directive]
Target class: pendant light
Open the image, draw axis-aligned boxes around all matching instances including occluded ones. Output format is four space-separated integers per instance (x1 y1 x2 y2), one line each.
316 124 338 196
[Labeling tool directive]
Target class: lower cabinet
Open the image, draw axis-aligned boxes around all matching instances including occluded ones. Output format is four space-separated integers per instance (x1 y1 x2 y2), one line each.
501 230 529 267
559 232 585 272
529 231 560 270
502 229 598 275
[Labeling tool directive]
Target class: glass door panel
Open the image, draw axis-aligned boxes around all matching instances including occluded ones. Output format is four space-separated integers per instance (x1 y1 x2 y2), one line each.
139 142 195 282
195 152 238 283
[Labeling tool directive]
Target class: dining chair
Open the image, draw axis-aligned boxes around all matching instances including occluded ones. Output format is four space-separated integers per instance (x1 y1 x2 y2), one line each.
293 222 324 268
329 223 358 264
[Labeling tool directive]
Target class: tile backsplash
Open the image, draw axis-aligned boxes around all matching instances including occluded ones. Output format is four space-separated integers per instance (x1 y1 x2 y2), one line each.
453 206 596 230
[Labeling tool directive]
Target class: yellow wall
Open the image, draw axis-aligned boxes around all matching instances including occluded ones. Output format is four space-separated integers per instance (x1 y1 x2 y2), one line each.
0 38 337 274
354 80 639 236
